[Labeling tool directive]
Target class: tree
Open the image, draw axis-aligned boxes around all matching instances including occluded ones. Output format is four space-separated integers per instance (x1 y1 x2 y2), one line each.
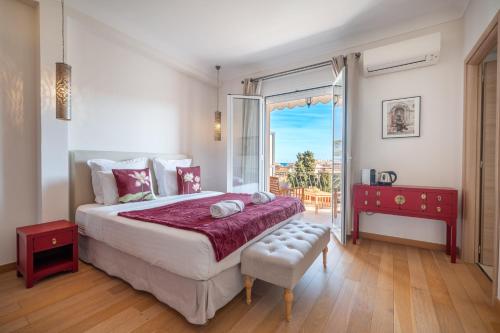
332 172 341 192
288 150 316 188
318 172 332 193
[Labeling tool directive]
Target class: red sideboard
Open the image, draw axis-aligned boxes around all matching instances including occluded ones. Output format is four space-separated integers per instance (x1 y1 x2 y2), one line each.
352 184 458 263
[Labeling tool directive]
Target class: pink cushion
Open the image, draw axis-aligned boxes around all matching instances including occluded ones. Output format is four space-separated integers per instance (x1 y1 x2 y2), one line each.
112 168 155 203
176 166 201 195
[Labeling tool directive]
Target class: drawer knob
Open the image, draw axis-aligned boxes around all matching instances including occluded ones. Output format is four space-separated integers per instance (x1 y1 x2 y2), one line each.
436 207 442 213
364 191 369 196
421 193 427 200
437 195 442 202
376 191 381 197
376 200 381 207
421 204 427 211
52 238 57 245
394 195 406 205
364 200 368 205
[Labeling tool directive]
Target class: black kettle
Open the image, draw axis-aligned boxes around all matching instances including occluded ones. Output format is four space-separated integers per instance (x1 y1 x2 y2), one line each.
378 171 397 186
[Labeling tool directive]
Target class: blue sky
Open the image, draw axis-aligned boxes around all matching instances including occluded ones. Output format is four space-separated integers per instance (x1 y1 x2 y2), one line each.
270 102 342 163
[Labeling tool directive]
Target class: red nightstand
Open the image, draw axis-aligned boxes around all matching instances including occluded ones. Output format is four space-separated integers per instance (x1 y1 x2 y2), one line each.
16 220 78 288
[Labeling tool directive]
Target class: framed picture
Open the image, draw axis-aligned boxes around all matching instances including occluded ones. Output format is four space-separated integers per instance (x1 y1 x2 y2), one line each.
382 96 421 139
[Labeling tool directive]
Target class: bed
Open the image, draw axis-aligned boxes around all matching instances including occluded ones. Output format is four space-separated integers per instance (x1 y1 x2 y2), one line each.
70 150 303 324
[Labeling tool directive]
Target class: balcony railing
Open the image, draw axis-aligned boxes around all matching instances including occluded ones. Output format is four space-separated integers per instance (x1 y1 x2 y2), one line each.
270 174 341 217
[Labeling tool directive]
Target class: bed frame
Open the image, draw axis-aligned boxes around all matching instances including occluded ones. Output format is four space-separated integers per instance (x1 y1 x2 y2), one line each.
69 150 245 324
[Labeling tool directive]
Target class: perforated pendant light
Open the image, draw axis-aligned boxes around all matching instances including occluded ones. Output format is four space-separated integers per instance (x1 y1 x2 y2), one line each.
55 0 71 120
214 65 222 141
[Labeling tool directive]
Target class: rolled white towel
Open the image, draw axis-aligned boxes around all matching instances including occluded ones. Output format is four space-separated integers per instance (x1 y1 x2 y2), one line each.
251 191 276 204
210 200 245 218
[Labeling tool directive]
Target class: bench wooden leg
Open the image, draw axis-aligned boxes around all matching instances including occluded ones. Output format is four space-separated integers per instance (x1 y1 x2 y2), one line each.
244 276 254 305
284 288 293 321
322 247 328 270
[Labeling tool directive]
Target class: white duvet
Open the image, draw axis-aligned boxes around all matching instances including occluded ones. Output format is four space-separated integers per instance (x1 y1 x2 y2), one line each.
76 191 302 281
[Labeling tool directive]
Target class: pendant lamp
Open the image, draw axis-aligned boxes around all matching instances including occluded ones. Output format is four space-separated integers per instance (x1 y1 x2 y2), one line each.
56 0 71 120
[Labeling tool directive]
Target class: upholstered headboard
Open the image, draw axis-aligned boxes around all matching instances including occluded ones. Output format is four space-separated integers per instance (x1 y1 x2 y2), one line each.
69 150 190 219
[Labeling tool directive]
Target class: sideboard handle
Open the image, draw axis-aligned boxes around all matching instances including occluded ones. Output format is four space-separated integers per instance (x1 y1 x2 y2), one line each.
394 195 406 205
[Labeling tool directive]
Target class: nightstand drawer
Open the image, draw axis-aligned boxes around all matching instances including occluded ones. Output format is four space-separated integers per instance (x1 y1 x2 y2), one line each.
34 230 73 253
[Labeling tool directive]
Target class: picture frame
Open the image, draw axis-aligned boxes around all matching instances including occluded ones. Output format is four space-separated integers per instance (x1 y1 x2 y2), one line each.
382 96 421 139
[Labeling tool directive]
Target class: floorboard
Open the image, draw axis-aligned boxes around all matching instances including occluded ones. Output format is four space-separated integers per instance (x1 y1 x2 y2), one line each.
1 237 499 333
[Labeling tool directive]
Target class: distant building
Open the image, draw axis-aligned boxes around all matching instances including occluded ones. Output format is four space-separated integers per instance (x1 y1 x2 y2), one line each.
274 164 292 180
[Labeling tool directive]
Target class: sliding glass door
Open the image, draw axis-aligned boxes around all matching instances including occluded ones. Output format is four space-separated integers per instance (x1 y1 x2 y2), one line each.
227 95 264 193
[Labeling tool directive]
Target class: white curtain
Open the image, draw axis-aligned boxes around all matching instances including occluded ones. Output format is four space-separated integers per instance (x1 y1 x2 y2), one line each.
331 55 345 77
239 79 262 188
331 54 359 236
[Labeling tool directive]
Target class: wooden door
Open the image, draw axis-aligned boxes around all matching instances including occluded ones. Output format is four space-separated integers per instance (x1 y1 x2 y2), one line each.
479 60 497 267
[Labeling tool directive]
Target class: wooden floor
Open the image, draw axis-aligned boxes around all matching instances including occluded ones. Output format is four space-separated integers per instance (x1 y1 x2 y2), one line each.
1 238 500 333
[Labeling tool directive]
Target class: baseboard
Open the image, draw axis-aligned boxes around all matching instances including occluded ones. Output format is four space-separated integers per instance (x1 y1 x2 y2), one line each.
359 232 446 251
0 262 16 274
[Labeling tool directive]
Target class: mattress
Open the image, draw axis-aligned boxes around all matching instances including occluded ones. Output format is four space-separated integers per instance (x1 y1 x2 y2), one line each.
76 191 302 280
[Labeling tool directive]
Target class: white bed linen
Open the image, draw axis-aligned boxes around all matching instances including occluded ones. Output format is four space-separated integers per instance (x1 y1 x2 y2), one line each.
76 191 302 280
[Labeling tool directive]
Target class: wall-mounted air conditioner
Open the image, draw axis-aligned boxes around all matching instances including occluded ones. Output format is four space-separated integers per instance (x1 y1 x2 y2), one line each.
363 32 441 77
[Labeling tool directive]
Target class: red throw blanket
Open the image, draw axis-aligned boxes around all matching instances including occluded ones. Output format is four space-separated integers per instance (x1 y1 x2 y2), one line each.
118 193 305 261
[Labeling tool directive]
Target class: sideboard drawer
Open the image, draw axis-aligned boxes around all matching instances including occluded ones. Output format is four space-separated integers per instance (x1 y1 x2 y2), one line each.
428 193 453 206
355 192 398 210
34 230 73 253
356 197 377 209
428 204 452 217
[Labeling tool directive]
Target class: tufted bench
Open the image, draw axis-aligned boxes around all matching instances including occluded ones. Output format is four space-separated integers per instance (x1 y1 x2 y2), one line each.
241 219 330 321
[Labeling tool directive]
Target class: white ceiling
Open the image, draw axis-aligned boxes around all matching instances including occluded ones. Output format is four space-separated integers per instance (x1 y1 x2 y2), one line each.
66 0 469 81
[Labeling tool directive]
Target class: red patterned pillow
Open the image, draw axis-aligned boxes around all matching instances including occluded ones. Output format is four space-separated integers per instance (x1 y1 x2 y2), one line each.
112 168 156 203
176 166 201 194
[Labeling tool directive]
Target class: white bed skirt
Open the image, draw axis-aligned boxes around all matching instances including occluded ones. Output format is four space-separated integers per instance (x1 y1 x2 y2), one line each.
79 235 244 325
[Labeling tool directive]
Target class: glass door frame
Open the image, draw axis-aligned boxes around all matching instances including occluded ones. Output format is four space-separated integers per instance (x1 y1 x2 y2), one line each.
226 94 265 192
263 82 348 244
334 68 347 245
263 85 334 191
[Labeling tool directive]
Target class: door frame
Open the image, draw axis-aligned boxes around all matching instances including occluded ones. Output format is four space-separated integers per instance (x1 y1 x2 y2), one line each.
263 83 349 244
226 95 265 193
462 10 500 304
333 69 348 244
263 84 335 191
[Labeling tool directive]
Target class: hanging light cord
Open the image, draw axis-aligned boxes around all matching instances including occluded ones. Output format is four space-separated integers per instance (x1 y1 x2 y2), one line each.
61 0 65 63
216 65 221 111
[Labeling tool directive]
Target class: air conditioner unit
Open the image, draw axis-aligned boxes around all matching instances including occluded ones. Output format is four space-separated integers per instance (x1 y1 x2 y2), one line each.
363 32 441 77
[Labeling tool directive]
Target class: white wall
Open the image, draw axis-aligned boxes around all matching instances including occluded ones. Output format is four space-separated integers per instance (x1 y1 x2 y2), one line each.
39 0 70 222
65 12 219 190
463 0 500 56
353 21 464 244
0 0 38 264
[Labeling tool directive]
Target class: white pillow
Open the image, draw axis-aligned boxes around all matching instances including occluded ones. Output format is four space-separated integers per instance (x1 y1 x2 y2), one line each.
87 157 148 204
153 158 192 196
97 171 119 205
